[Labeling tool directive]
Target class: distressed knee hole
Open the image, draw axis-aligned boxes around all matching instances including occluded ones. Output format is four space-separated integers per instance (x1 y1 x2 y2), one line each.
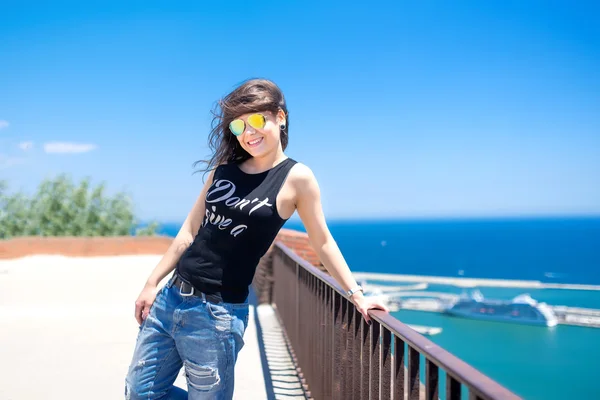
184 360 221 392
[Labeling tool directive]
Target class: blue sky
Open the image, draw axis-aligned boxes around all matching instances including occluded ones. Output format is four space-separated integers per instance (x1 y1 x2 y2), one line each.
1 1 599 222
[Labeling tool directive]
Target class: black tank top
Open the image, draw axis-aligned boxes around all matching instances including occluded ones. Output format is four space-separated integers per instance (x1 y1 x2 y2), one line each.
176 157 298 302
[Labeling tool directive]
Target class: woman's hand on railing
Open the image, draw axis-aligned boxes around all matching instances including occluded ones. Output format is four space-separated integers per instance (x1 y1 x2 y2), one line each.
352 293 390 325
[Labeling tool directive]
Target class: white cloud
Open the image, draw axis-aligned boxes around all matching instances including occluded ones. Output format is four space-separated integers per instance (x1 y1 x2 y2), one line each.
19 141 34 151
0 120 9 130
44 142 97 154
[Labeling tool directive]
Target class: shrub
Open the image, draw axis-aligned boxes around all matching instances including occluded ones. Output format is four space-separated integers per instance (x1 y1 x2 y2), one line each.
0 175 159 239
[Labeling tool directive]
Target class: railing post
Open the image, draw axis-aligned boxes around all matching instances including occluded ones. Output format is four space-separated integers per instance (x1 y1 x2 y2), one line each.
426 359 439 400
381 328 392 400
469 392 485 400
352 307 362 400
345 299 355 397
446 374 462 400
370 320 381 400
393 335 406 400
295 262 299 355
325 286 333 400
333 292 343 399
408 346 420 400
341 298 351 398
361 316 370 400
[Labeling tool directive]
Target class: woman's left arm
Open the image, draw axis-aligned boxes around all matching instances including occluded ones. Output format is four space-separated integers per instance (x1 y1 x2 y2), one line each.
294 165 389 324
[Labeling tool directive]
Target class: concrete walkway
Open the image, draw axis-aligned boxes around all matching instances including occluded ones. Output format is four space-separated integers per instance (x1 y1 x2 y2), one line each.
0 255 306 400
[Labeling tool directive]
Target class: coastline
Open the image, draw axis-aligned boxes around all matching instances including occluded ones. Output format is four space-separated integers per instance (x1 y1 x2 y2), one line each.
353 272 600 291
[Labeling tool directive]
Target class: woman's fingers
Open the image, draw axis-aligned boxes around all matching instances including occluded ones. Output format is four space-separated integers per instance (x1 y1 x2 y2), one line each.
141 305 151 321
134 286 158 326
135 301 143 325
360 308 371 324
373 300 390 313
135 299 150 325
358 299 391 325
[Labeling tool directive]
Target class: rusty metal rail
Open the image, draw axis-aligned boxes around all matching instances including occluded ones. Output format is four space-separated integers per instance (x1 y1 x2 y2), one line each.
271 242 522 400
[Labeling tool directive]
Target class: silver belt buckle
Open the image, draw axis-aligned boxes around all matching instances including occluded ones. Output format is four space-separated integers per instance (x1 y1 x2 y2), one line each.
180 280 195 297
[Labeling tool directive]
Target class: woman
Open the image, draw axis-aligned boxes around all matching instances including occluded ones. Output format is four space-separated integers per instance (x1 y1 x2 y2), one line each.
124 78 389 399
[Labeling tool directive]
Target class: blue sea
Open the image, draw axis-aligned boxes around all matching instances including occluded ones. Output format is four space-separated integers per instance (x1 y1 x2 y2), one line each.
157 217 600 399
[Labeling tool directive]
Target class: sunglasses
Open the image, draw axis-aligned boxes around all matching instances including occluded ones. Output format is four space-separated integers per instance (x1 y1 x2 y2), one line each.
229 113 267 136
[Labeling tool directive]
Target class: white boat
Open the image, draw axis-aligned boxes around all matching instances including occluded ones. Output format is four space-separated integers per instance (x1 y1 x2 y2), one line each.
407 324 443 336
444 290 558 327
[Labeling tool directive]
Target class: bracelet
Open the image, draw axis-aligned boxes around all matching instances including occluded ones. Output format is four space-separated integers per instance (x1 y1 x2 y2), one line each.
347 285 363 297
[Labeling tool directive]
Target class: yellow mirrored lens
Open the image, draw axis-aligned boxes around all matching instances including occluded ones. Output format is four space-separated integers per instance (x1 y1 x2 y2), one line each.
247 114 266 130
229 119 245 136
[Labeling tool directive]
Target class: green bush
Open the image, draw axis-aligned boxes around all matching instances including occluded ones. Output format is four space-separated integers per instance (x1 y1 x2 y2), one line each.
0 175 159 239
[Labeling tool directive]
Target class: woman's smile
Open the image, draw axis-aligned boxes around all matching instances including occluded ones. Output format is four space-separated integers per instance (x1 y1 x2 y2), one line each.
247 136 264 148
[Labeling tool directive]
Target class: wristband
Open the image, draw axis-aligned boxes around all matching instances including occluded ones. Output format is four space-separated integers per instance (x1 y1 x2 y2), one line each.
347 285 363 297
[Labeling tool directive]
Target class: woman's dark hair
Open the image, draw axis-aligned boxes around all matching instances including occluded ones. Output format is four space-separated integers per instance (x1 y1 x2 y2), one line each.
193 78 289 176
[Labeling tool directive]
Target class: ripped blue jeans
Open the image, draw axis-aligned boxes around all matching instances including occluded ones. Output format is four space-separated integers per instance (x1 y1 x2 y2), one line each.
125 274 249 399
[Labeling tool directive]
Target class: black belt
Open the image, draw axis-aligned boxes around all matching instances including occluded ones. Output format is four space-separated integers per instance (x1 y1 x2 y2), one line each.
172 274 223 304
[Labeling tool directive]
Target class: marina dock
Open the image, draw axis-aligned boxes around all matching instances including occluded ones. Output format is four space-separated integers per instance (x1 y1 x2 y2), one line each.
552 307 600 328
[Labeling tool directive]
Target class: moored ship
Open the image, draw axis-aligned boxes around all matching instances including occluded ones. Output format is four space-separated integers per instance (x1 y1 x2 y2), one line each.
444 290 558 327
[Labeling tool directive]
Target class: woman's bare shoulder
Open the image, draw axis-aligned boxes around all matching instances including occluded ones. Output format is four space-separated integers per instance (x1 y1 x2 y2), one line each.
288 162 318 190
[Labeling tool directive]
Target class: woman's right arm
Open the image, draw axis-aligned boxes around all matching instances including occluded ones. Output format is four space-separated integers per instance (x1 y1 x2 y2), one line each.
145 168 216 287
135 168 216 324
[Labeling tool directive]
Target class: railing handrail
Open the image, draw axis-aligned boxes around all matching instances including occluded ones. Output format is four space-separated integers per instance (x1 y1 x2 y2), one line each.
274 241 521 400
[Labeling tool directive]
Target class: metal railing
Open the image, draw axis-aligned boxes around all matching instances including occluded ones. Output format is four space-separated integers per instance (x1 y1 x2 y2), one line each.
271 242 522 400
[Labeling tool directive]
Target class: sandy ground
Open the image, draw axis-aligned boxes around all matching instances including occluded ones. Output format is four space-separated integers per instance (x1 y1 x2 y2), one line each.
0 255 267 400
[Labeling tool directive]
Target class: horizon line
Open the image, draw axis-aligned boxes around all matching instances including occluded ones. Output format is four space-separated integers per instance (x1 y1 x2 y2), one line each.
145 213 600 225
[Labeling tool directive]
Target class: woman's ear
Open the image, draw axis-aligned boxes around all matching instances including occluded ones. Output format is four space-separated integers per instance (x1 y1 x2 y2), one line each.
277 109 286 126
